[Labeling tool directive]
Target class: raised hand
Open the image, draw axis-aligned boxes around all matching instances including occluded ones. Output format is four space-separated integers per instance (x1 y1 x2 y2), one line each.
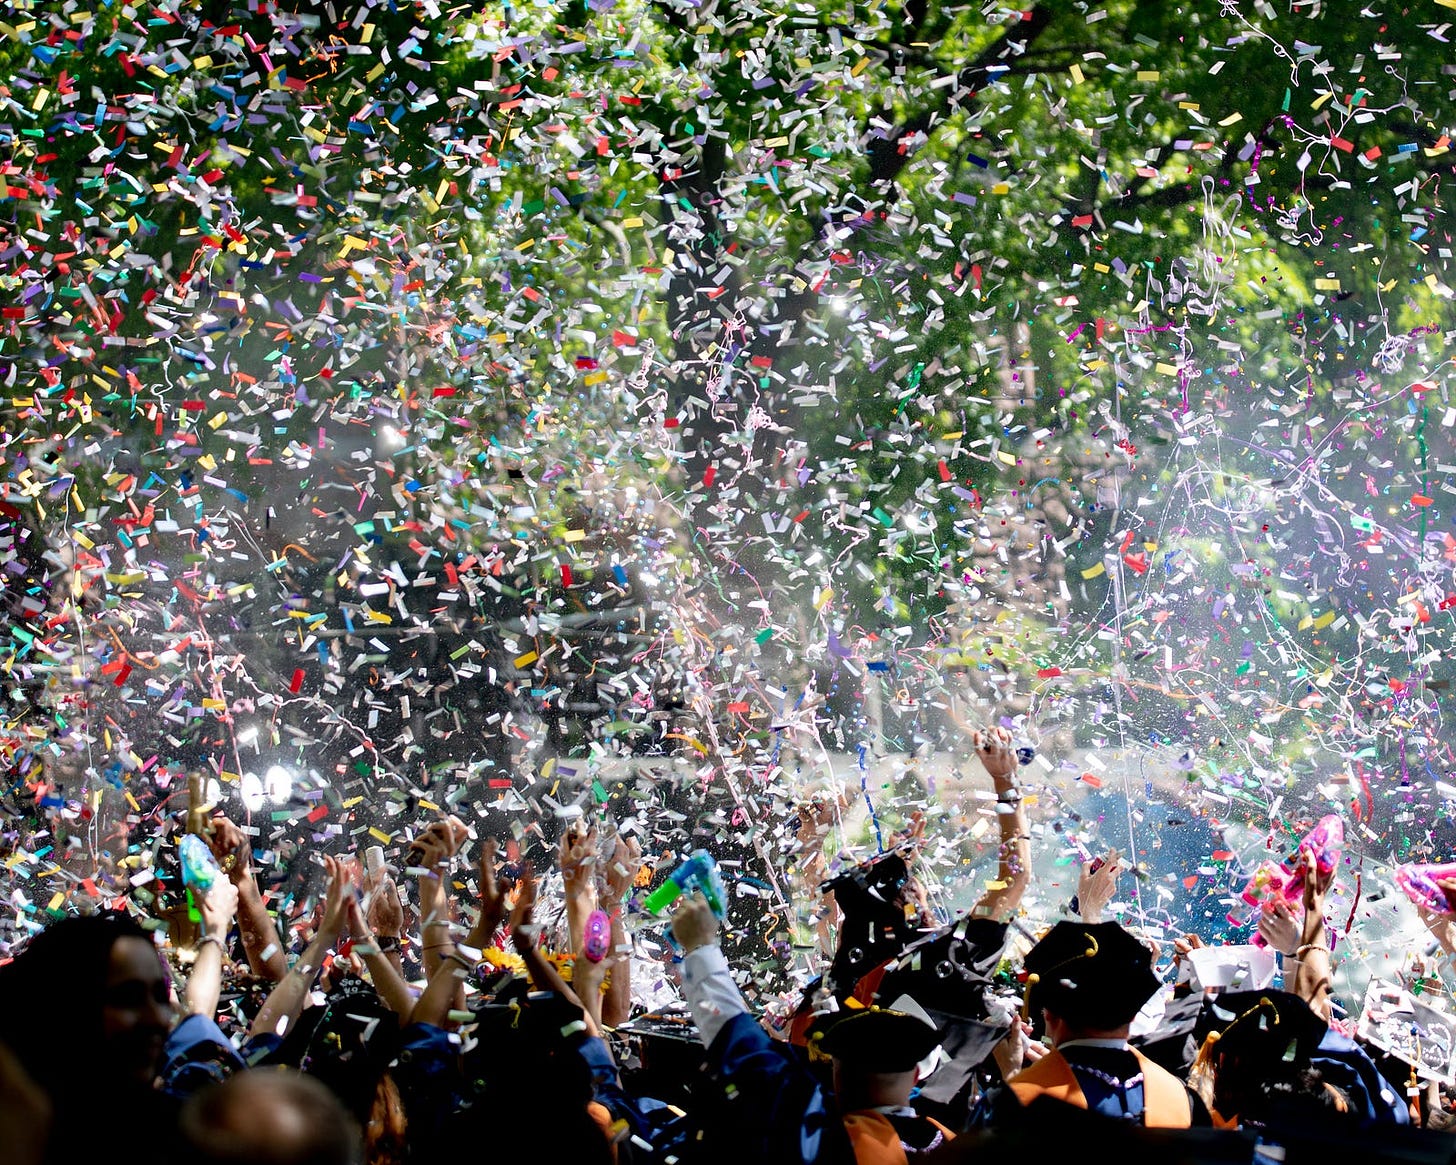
345 891 372 942
559 821 598 952
318 854 352 941
1075 849 1122 923
208 814 253 883
509 861 538 952
601 830 643 904
794 789 850 849
1436 877 1456 916
408 815 470 872
1256 898 1301 956
365 871 404 938
560 821 599 896
670 890 720 955
889 807 928 855
970 726 1018 783
1299 846 1335 914
991 1016 1041 1081
197 877 240 943
1170 931 1206 979
467 838 509 947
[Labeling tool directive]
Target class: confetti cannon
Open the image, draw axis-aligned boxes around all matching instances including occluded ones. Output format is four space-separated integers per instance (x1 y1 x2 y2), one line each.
643 849 728 920
1395 862 1456 915
1227 815 1344 945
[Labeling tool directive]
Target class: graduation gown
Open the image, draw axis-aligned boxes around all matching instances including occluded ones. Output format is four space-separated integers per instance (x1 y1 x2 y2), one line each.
842 1109 954 1164
1006 1045 1195 1128
650 1011 854 1165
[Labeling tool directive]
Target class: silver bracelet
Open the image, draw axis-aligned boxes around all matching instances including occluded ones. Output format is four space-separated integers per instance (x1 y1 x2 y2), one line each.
196 934 225 955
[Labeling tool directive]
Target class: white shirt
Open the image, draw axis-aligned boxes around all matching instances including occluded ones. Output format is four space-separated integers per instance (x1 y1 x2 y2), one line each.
679 944 748 1048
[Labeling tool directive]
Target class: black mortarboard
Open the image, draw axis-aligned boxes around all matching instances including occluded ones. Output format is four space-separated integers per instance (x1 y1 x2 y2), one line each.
873 917 1009 1019
1199 989 1328 1068
823 851 920 995
865 917 1015 1105
812 1004 942 1073
1022 921 1161 1030
1129 990 1207 1076
913 1007 1015 1107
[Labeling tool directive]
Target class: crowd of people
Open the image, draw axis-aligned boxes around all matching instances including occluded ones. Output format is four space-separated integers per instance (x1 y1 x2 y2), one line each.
2 727 1455 1164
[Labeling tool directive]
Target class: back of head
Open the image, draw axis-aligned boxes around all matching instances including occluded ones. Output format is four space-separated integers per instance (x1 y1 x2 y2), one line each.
179 1069 362 1165
1192 990 1349 1129
1022 921 1161 1033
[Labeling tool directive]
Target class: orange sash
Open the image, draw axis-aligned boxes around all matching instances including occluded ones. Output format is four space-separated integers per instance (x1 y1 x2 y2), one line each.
842 1111 955 1165
1007 1047 1191 1129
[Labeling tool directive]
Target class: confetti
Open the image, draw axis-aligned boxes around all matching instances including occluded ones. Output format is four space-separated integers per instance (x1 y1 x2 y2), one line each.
0 1 1451 1015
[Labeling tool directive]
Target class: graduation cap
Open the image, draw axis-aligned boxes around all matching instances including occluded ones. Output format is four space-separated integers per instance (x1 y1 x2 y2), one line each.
914 1005 1016 1107
1185 944 1277 994
1129 991 1209 1077
463 980 598 1106
1021 921 1162 1030
1356 978 1456 1084
1198 989 1329 1070
872 917 1010 1019
863 918 1016 1106
613 1006 707 1108
811 997 943 1074
822 851 921 995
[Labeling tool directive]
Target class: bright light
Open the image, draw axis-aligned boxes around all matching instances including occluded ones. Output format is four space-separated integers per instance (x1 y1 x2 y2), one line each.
263 764 294 805
828 295 850 314
376 424 406 452
240 772 265 813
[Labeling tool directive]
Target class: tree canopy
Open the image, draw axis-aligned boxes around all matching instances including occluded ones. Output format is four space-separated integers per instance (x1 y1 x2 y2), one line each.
2 0 1455 972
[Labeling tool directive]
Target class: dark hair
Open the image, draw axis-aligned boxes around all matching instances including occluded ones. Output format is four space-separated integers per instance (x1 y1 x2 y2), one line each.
0 911 157 1093
1211 1053 1354 1129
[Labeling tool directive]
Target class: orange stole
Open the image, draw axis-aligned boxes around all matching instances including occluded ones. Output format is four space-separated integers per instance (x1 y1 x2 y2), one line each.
842 1111 954 1165
587 1100 620 1163
1007 1047 1191 1129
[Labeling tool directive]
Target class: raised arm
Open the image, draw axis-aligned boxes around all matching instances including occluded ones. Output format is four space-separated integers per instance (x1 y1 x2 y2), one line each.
363 862 407 981
1073 848 1124 924
408 838 513 1031
345 890 416 1019
597 830 642 1029
210 814 286 981
249 855 350 1041
509 862 601 1038
559 820 600 957
182 877 240 1019
462 837 511 951
1256 897 1303 959
968 726 1031 922
410 816 470 981
792 791 849 961
1288 852 1336 1023
1417 877 1456 958
671 890 748 1049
